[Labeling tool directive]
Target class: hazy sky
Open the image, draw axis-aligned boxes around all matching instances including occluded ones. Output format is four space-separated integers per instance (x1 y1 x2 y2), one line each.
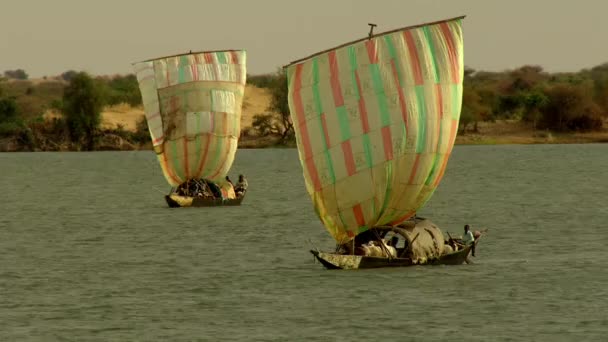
1 0 607 78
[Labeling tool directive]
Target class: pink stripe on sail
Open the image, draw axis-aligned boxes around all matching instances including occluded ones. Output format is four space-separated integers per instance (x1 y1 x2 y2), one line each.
321 113 331 148
390 210 416 226
381 126 394 161
328 51 344 106
439 22 461 84
365 40 378 64
354 71 370 133
341 140 356 176
407 154 422 185
403 30 424 85
353 204 366 227
152 135 164 144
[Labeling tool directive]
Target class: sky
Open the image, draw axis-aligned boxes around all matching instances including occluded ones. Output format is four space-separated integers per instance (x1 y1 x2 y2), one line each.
1 0 607 78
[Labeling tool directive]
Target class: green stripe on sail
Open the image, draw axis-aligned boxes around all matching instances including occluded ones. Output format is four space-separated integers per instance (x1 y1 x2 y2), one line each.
425 154 440 186
216 51 227 64
312 57 336 185
337 210 350 238
418 187 437 210
362 133 373 168
414 86 427 153
369 64 391 127
384 35 405 85
376 161 393 222
336 106 351 142
422 26 440 83
352 48 374 173
386 34 408 147
312 59 323 115
178 56 188 83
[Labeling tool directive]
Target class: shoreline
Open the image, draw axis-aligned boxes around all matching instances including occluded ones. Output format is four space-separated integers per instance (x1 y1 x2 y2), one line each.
2 130 608 152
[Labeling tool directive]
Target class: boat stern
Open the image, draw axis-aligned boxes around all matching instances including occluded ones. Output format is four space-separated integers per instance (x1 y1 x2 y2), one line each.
310 250 363 270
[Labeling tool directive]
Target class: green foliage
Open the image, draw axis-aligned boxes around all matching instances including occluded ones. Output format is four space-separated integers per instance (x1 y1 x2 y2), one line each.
252 113 279 136
539 83 603 131
103 74 142 106
4 69 28 80
131 117 151 143
61 70 78 82
0 121 24 137
267 69 294 141
0 96 18 122
0 96 25 137
62 72 103 150
521 91 549 128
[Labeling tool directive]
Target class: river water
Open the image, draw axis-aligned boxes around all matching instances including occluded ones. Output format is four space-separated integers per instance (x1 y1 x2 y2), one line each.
1 145 607 341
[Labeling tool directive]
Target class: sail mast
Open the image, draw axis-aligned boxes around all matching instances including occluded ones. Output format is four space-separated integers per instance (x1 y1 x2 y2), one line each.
284 15 465 68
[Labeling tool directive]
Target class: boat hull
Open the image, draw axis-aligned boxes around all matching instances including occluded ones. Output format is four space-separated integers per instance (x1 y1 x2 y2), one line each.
310 243 475 270
164 193 245 208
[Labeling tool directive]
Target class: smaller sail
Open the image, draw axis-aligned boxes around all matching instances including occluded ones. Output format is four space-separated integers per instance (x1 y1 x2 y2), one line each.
133 50 247 186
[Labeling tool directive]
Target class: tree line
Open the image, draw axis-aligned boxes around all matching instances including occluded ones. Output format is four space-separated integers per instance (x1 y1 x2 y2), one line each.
1 62 606 151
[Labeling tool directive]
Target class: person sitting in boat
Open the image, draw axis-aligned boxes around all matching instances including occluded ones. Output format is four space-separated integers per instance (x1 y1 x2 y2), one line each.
235 174 248 197
225 176 234 187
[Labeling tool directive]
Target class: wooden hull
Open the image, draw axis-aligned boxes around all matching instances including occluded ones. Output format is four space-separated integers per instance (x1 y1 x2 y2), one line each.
310 243 475 270
164 193 245 208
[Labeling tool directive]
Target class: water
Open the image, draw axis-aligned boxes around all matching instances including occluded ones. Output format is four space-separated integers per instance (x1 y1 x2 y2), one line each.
1 145 607 341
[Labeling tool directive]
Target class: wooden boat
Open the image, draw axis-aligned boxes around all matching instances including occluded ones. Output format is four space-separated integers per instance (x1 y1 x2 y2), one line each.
310 246 474 270
284 16 472 269
165 192 246 208
133 50 248 207
310 218 483 270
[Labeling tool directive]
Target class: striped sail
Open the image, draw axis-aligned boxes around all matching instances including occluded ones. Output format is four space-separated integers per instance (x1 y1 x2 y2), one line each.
133 50 247 186
286 17 464 244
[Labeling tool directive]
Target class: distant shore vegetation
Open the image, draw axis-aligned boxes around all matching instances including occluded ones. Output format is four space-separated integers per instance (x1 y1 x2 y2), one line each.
1 62 607 151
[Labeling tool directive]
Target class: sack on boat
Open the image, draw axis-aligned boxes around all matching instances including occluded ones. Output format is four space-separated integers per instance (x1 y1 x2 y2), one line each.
443 244 454 255
398 220 446 262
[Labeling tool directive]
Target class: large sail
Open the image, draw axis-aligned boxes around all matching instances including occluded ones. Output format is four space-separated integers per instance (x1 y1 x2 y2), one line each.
133 50 247 187
285 17 464 244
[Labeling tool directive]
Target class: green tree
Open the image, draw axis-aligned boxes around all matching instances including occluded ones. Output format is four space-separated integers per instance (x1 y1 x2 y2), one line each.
62 72 103 150
105 74 142 106
267 69 293 141
460 86 484 133
521 91 549 130
0 96 18 122
540 83 602 131
61 70 78 82
4 69 28 80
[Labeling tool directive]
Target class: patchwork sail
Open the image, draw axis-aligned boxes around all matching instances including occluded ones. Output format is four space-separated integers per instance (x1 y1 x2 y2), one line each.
286 17 465 244
133 50 247 187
